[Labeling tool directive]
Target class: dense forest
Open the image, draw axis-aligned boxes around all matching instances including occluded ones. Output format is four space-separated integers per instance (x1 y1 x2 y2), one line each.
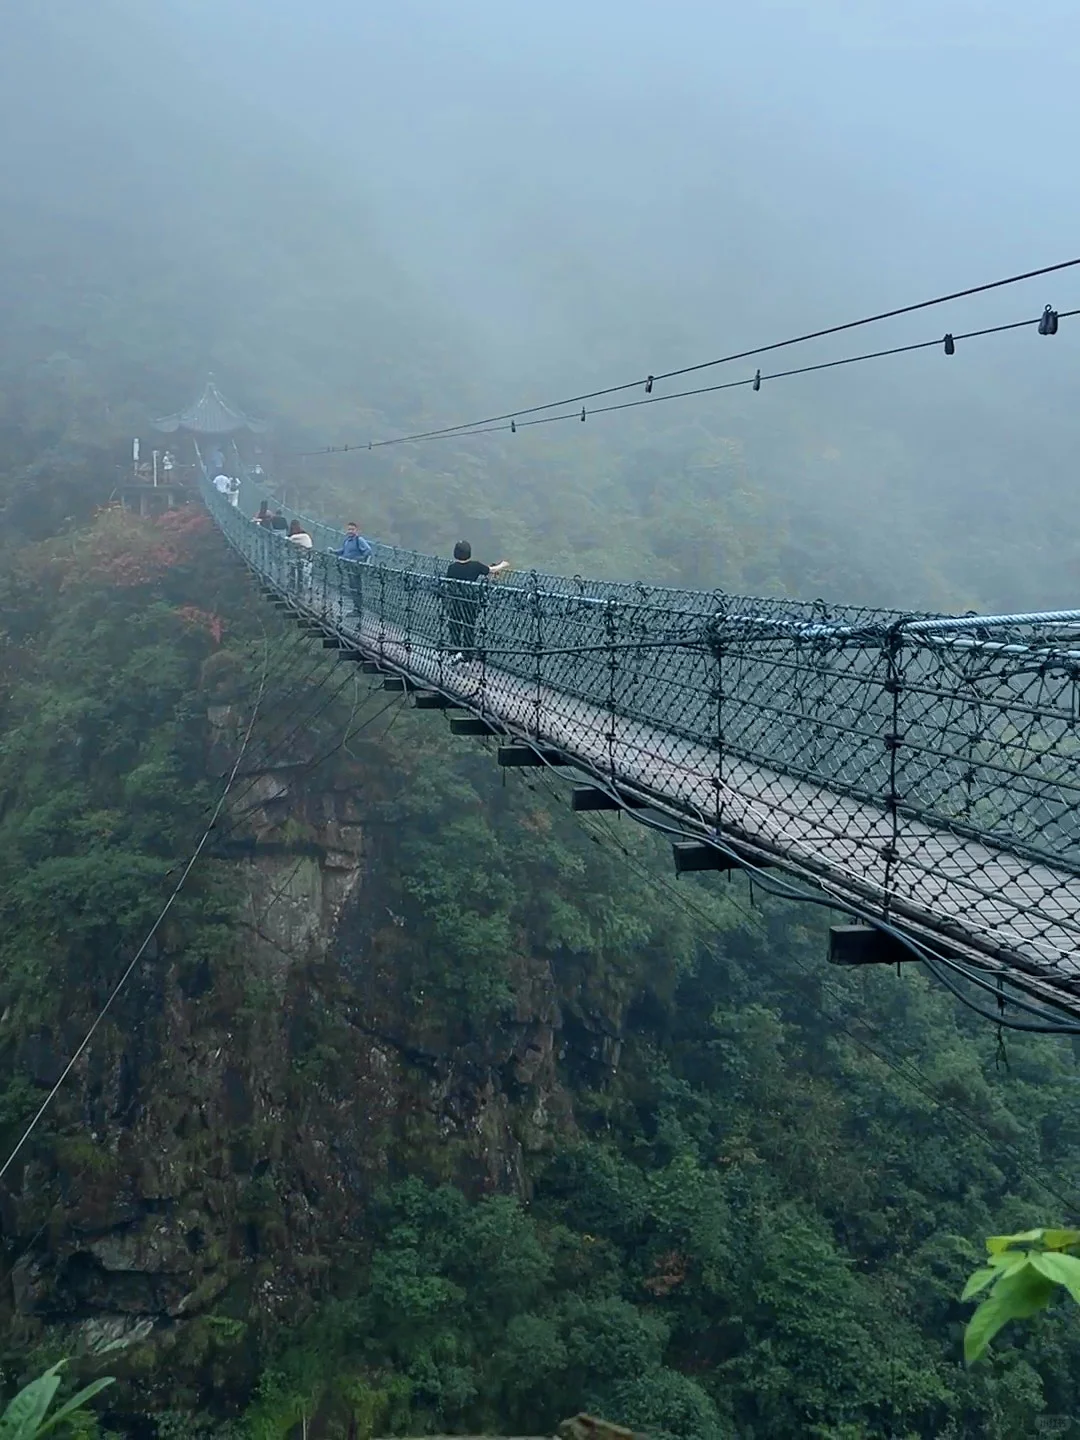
3 4 1080 1438
6 490 1080 1437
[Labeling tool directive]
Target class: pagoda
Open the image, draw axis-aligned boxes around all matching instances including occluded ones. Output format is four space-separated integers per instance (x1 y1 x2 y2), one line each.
154 374 267 445
117 377 268 516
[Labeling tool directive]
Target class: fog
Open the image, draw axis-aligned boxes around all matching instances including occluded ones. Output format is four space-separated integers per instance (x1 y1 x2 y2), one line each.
3 0 1080 609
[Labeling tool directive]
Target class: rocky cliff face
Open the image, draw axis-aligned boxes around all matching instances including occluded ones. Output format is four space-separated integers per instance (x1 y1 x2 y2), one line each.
2 697 584 1384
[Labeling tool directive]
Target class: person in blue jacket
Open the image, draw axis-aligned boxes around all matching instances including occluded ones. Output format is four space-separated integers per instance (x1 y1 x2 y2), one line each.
336 521 373 614
337 521 373 563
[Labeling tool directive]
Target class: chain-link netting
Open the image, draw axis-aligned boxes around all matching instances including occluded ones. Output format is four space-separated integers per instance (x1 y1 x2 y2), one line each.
207 477 1080 991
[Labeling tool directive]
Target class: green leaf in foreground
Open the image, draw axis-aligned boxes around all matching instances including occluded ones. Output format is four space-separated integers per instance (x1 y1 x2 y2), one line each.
0 1361 114 1439
964 1262 1057 1365
0 1366 64 1440
962 1227 1080 1365
1030 1250 1080 1308
960 1266 998 1302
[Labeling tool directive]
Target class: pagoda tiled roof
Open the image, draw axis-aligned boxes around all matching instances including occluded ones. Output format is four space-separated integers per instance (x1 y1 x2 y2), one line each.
154 376 267 435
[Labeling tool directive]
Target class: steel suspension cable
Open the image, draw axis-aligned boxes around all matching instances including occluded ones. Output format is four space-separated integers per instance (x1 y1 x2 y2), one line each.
208 664 373 850
510 761 1080 1206
300 257 1080 454
162 622 347 878
369 305 1080 450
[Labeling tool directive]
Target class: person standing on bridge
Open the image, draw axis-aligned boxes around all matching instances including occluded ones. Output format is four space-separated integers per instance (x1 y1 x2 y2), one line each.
269 507 289 532
336 522 373 564
287 519 314 594
444 540 510 663
335 521 374 617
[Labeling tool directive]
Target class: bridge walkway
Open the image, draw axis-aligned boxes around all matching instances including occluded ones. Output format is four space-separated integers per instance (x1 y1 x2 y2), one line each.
203 480 1080 1015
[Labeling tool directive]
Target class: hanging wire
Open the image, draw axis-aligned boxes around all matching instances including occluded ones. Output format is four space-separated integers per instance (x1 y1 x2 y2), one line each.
299 256 1080 454
359 304 1080 451
163 635 365 873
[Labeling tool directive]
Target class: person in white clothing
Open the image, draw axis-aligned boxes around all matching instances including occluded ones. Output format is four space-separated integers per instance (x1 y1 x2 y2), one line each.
287 520 314 592
213 472 231 495
228 477 240 508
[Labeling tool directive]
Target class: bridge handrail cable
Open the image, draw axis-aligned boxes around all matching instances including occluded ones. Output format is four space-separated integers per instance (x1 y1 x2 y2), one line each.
204 473 1080 998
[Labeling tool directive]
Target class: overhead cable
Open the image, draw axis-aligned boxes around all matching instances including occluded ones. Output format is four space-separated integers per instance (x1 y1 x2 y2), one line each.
360 304 1080 451
300 255 1080 455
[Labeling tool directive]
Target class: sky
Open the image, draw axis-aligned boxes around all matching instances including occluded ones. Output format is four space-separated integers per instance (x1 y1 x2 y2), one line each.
146 0 1080 468
13 0 1080 386
3 0 1080 606
191 0 1080 339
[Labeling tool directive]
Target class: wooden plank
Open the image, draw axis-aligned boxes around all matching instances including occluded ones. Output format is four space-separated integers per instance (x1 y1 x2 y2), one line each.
571 786 647 812
673 841 765 874
497 746 568 768
828 925 921 967
451 717 500 737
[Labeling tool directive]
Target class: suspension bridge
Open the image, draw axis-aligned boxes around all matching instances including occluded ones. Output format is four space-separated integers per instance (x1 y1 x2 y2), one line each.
195 476 1080 1026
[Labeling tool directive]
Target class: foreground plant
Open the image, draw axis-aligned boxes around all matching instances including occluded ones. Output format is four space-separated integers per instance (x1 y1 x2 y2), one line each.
0 1360 114 1438
962 1227 1080 1363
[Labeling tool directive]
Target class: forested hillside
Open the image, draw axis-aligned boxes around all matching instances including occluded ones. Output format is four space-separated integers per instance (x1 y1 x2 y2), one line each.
3 4 1080 1438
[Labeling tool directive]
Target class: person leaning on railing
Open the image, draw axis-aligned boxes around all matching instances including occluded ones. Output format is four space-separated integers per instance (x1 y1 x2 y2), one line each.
444 539 510 663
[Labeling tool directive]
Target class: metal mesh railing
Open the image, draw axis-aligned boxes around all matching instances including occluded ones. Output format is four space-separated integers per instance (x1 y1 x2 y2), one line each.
207 476 1080 986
